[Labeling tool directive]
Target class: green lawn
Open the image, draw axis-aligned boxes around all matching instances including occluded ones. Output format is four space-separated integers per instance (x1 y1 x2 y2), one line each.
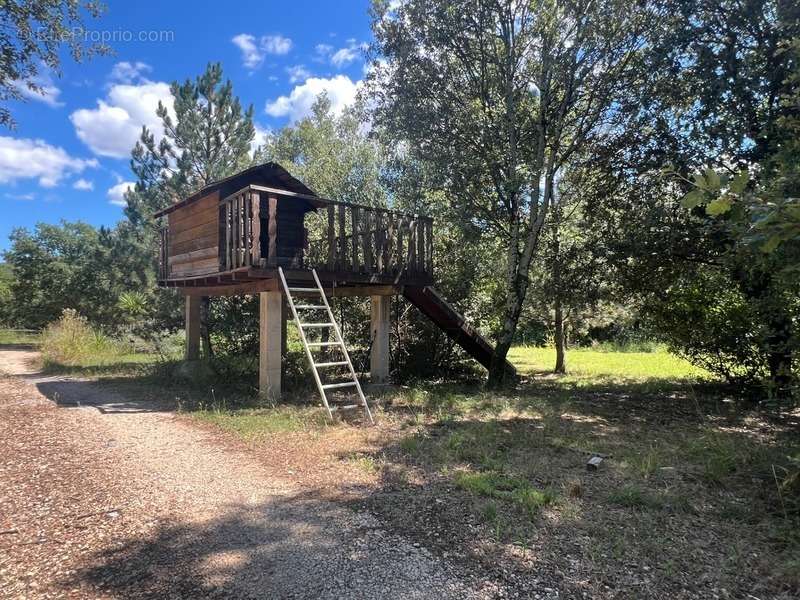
508 345 711 387
0 328 41 346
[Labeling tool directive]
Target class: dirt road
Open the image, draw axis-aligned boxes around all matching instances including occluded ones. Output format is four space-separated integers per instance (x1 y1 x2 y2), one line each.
0 349 502 599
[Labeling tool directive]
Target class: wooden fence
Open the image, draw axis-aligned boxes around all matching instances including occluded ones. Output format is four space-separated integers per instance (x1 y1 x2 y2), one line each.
307 202 433 278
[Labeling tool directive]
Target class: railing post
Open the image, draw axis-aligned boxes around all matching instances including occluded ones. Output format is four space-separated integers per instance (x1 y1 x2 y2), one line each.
338 203 347 270
268 195 278 267
327 204 335 270
384 211 393 273
408 218 417 272
251 191 261 266
234 194 241 268
243 192 252 267
351 206 360 272
363 209 373 273
224 201 231 271
426 217 433 278
396 215 404 274
375 209 384 272
417 217 425 273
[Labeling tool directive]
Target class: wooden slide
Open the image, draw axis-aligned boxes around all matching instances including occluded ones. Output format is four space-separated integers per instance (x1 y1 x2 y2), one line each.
403 286 516 376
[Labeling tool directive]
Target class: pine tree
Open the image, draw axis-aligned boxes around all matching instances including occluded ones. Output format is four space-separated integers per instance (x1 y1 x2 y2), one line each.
126 62 256 224
121 62 257 357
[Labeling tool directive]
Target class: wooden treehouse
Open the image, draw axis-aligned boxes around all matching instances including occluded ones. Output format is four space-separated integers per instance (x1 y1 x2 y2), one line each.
156 163 514 417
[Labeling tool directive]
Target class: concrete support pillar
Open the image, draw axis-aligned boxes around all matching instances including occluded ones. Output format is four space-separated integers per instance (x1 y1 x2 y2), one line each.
185 295 201 360
281 298 288 390
370 295 391 384
259 290 283 400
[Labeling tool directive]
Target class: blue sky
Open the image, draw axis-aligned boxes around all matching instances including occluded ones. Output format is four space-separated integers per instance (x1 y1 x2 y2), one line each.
0 0 374 251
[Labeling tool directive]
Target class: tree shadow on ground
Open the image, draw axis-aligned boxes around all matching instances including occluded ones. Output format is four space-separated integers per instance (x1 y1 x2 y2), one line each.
60 493 483 599
34 378 176 414
347 404 799 599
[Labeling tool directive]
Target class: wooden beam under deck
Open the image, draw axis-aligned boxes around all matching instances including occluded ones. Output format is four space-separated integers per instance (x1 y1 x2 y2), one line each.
161 265 430 297
179 281 401 298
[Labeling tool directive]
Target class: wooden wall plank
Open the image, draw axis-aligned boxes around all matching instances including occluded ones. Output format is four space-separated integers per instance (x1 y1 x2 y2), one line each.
168 246 218 266
170 221 217 246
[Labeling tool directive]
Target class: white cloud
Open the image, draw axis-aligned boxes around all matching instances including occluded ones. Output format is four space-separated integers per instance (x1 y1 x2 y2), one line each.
5 192 35 201
286 65 311 83
232 34 263 70
232 33 293 70
313 44 333 62
250 123 270 155
12 70 63 107
265 75 360 122
73 178 94 191
331 47 359 68
109 61 152 84
107 181 135 206
70 81 174 158
0 136 97 187
262 35 292 55
320 39 368 68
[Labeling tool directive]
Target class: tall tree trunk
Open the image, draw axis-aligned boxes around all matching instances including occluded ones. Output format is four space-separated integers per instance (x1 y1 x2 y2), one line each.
487 170 555 388
734 264 795 400
554 297 566 374
552 209 566 374
488 273 528 387
766 311 793 400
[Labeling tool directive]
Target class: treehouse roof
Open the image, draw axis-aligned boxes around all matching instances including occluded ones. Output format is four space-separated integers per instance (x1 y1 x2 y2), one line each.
154 162 319 218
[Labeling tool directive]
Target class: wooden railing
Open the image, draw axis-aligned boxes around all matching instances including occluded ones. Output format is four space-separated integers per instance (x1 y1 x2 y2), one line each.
307 202 433 278
219 189 263 270
179 184 435 280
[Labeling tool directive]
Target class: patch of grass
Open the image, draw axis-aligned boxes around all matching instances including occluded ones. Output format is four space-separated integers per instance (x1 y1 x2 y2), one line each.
454 470 556 517
399 434 421 455
607 484 695 513
607 484 664 510
346 453 381 474
192 406 322 440
622 444 666 479
682 429 765 484
0 328 40 346
508 345 711 390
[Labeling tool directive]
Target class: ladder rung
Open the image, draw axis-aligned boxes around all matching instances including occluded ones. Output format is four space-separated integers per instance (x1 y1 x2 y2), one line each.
288 287 319 293
313 361 348 368
306 341 342 347
322 381 358 390
295 305 326 310
299 322 334 328
329 404 360 411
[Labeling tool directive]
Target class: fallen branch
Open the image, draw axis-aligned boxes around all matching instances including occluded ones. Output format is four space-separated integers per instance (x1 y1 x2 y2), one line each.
71 508 121 520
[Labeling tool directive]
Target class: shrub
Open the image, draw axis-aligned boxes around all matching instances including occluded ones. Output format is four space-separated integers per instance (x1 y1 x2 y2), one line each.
40 309 127 366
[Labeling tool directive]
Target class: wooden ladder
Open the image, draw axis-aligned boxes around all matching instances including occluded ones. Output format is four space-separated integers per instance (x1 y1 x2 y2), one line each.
278 267 374 425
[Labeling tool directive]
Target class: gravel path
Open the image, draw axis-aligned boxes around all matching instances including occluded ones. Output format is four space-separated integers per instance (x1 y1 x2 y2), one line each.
0 349 500 599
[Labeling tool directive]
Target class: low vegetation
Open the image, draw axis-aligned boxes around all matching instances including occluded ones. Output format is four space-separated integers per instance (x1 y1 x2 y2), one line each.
0 328 40 346
28 332 797 597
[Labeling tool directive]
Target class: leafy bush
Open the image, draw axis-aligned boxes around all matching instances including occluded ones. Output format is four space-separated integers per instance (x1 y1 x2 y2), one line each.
40 309 128 366
642 266 797 394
